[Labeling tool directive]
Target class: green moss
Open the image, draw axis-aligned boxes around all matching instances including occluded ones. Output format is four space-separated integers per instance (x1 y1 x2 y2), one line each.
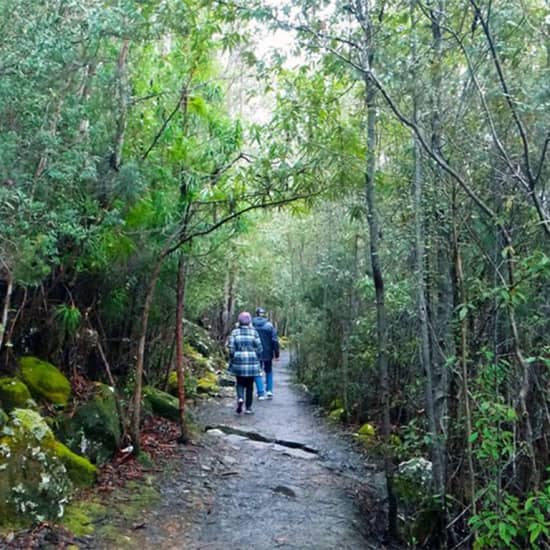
50 440 97 487
356 422 377 446
329 397 344 411
143 386 180 422
167 371 198 398
196 371 220 394
19 356 71 407
0 409 72 525
137 450 153 468
61 499 105 536
183 343 209 370
328 407 345 422
117 481 160 520
0 378 36 412
55 383 121 465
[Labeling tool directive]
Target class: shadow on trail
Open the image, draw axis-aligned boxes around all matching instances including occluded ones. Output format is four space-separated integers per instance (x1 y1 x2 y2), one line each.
97 351 400 549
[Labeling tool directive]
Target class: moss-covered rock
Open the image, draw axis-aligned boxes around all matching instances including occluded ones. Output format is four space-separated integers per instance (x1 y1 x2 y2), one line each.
394 457 433 503
19 356 71 407
167 371 198 398
183 320 218 358
0 408 97 526
355 422 377 447
329 397 344 411
50 440 97 488
328 407 346 422
143 386 180 422
0 409 72 525
56 383 121 465
183 342 210 370
196 371 220 395
0 378 36 412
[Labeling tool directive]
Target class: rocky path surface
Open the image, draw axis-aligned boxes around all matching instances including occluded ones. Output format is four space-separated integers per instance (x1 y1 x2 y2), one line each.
98 352 394 549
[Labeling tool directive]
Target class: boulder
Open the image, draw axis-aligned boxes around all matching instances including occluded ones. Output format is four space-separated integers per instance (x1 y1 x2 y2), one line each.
50 439 97 488
356 422 377 445
19 356 71 407
328 407 345 422
395 457 433 503
394 457 442 545
55 383 121 465
0 408 96 525
183 342 210 371
183 320 219 358
143 386 180 422
0 377 37 412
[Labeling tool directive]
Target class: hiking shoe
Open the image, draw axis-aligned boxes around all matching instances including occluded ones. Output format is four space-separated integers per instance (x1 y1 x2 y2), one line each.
257 395 267 401
236 399 244 414
266 391 273 399
244 409 254 415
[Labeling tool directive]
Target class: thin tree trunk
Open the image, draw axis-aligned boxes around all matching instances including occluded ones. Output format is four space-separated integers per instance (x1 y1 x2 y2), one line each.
0 271 13 353
131 258 164 454
427 0 449 512
112 39 130 170
364 78 397 537
453 222 476 514
175 253 190 443
504 246 539 489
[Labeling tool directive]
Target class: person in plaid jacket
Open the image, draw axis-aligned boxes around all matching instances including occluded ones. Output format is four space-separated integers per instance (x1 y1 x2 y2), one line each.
228 311 263 414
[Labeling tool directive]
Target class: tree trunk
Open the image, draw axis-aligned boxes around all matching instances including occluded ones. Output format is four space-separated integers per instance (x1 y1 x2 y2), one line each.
130 258 164 454
364 78 397 537
112 39 130 170
175 253 190 443
221 262 236 340
427 0 449 510
453 221 476 514
0 271 13 354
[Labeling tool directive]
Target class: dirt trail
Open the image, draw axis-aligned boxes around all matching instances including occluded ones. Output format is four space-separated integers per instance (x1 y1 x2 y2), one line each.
96 351 393 549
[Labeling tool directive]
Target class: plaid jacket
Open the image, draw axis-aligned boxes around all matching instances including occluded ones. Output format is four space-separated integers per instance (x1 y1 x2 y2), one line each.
228 326 263 377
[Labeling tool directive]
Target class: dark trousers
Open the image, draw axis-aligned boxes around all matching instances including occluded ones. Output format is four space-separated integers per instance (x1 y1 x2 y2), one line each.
236 376 254 409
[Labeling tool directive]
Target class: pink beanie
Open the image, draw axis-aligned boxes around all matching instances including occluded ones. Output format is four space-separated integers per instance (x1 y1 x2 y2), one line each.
238 311 251 325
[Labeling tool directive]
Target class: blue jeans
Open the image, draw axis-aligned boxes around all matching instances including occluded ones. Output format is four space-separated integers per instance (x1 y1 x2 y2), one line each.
255 360 273 395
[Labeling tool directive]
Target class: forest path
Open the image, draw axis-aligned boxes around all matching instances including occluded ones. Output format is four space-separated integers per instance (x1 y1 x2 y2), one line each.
98 352 394 549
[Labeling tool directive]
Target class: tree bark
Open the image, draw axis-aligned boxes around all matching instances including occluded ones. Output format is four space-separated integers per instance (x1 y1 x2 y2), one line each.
130 257 164 454
364 77 397 537
175 253 190 443
427 0 449 510
112 39 130 170
453 222 476 514
0 271 13 354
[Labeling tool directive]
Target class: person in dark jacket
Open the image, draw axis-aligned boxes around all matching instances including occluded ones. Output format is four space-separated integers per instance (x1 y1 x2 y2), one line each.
252 307 280 399
228 311 263 414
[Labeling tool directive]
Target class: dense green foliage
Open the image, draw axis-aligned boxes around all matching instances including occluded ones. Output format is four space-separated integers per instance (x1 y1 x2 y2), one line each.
1 0 549 546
